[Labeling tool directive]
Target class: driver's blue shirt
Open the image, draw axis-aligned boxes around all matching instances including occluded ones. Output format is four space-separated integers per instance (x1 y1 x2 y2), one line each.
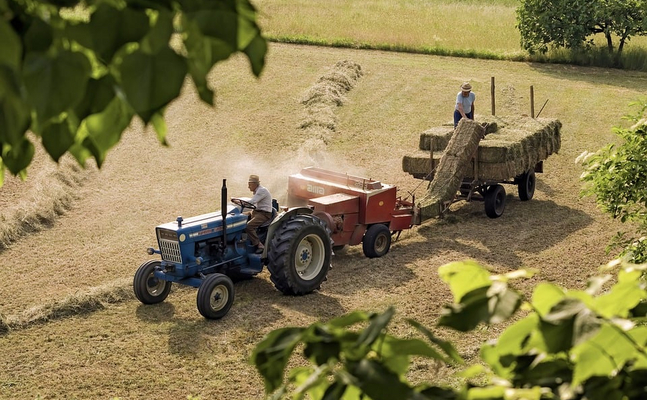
251 185 273 212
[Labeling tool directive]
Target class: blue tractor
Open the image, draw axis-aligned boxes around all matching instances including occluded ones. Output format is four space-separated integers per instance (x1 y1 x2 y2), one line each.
133 179 333 319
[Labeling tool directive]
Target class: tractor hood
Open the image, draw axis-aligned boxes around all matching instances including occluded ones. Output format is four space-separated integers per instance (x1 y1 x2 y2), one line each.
156 204 247 241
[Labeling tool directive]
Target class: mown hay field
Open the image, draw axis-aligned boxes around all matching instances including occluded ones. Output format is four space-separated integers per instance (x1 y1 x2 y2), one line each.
1 40 647 399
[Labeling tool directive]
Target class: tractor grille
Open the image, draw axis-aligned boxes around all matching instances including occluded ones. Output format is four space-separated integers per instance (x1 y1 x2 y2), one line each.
159 239 182 263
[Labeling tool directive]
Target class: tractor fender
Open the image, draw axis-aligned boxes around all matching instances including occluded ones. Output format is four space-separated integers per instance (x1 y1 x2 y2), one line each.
262 207 314 258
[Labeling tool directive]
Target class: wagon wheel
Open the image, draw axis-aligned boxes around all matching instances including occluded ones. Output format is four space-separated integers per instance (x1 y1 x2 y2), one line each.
484 184 506 218
516 169 536 201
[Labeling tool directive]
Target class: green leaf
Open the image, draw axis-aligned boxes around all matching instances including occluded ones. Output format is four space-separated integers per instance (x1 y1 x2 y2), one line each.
140 9 173 54
494 314 540 356
0 66 31 147
118 46 187 123
321 381 347 400
41 119 75 162
0 19 22 70
150 111 168 146
539 298 601 353
243 33 267 77
73 74 117 120
407 319 464 364
438 281 521 332
2 137 34 175
531 282 565 316
24 18 53 53
354 307 394 351
380 336 448 365
87 4 149 62
328 310 371 328
251 327 305 394
465 386 505 399
595 280 647 318
348 359 416 400
438 260 492 303
22 49 91 124
304 341 341 366
79 95 133 167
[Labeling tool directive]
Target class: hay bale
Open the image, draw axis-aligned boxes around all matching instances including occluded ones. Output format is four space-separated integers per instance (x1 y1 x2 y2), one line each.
403 116 562 182
419 119 485 219
419 127 454 151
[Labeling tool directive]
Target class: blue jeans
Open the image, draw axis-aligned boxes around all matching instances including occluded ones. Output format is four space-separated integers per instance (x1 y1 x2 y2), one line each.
454 110 474 128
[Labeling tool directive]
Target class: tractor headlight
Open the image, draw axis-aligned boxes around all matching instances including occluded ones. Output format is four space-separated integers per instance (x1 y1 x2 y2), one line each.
146 247 155 255
196 257 204 265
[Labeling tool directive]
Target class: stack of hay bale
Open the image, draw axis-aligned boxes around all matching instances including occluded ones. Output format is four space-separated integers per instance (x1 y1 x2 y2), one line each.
402 115 561 181
402 115 562 219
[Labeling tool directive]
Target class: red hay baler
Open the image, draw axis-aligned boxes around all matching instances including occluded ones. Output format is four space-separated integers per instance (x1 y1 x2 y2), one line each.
287 167 421 258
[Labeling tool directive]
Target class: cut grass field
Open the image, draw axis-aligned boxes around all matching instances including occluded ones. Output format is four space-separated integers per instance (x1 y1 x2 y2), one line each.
1 41 647 398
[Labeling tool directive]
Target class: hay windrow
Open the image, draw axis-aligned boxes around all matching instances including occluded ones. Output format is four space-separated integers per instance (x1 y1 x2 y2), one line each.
298 60 363 149
2 278 132 333
0 154 90 251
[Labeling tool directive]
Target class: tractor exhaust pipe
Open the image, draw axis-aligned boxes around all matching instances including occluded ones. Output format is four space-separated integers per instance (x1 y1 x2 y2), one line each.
221 179 227 251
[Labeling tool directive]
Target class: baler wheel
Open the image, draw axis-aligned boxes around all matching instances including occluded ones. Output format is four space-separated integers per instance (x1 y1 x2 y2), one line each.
362 224 391 258
133 260 172 304
197 273 235 319
267 214 332 295
484 184 506 218
516 169 536 201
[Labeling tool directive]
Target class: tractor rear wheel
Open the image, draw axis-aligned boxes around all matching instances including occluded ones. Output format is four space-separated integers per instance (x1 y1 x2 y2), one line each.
133 260 172 304
197 273 235 319
362 224 391 258
484 184 506 218
267 214 332 295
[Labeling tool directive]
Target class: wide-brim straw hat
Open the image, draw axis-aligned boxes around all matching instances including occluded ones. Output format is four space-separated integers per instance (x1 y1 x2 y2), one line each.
248 174 260 183
461 82 472 92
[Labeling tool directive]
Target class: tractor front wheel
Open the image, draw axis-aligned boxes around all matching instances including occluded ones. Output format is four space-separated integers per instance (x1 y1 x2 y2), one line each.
197 273 235 320
267 214 332 295
133 260 172 304
362 224 391 258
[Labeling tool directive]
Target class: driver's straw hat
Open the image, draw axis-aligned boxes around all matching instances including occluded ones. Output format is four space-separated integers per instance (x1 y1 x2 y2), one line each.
248 174 260 184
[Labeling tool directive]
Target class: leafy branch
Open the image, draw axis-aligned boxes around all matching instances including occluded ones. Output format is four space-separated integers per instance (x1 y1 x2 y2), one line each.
252 260 647 400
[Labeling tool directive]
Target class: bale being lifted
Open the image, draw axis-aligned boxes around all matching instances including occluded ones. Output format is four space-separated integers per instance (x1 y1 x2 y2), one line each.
418 119 486 219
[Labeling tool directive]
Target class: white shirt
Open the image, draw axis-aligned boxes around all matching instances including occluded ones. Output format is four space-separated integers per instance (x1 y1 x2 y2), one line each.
250 185 273 212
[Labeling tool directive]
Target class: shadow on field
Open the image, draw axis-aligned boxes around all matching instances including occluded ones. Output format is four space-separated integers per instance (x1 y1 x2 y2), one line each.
529 61 647 90
412 198 593 269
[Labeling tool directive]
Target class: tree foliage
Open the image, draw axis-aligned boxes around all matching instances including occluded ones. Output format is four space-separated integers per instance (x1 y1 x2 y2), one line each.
0 0 267 185
516 0 647 59
252 260 647 400
581 100 647 262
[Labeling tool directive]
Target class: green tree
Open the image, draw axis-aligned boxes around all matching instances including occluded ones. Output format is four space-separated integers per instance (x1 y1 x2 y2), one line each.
516 0 647 61
581 100 647 263
0 0 267 185
252 260 647 400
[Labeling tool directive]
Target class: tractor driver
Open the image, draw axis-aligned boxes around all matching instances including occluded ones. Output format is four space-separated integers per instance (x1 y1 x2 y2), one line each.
246 174 273 254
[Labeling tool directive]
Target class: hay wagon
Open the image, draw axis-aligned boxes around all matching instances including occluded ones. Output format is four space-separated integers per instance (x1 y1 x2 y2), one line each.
402 116 562 219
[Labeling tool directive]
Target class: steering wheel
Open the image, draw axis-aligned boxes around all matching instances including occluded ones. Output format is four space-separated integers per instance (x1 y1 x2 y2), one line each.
231 197 256 210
